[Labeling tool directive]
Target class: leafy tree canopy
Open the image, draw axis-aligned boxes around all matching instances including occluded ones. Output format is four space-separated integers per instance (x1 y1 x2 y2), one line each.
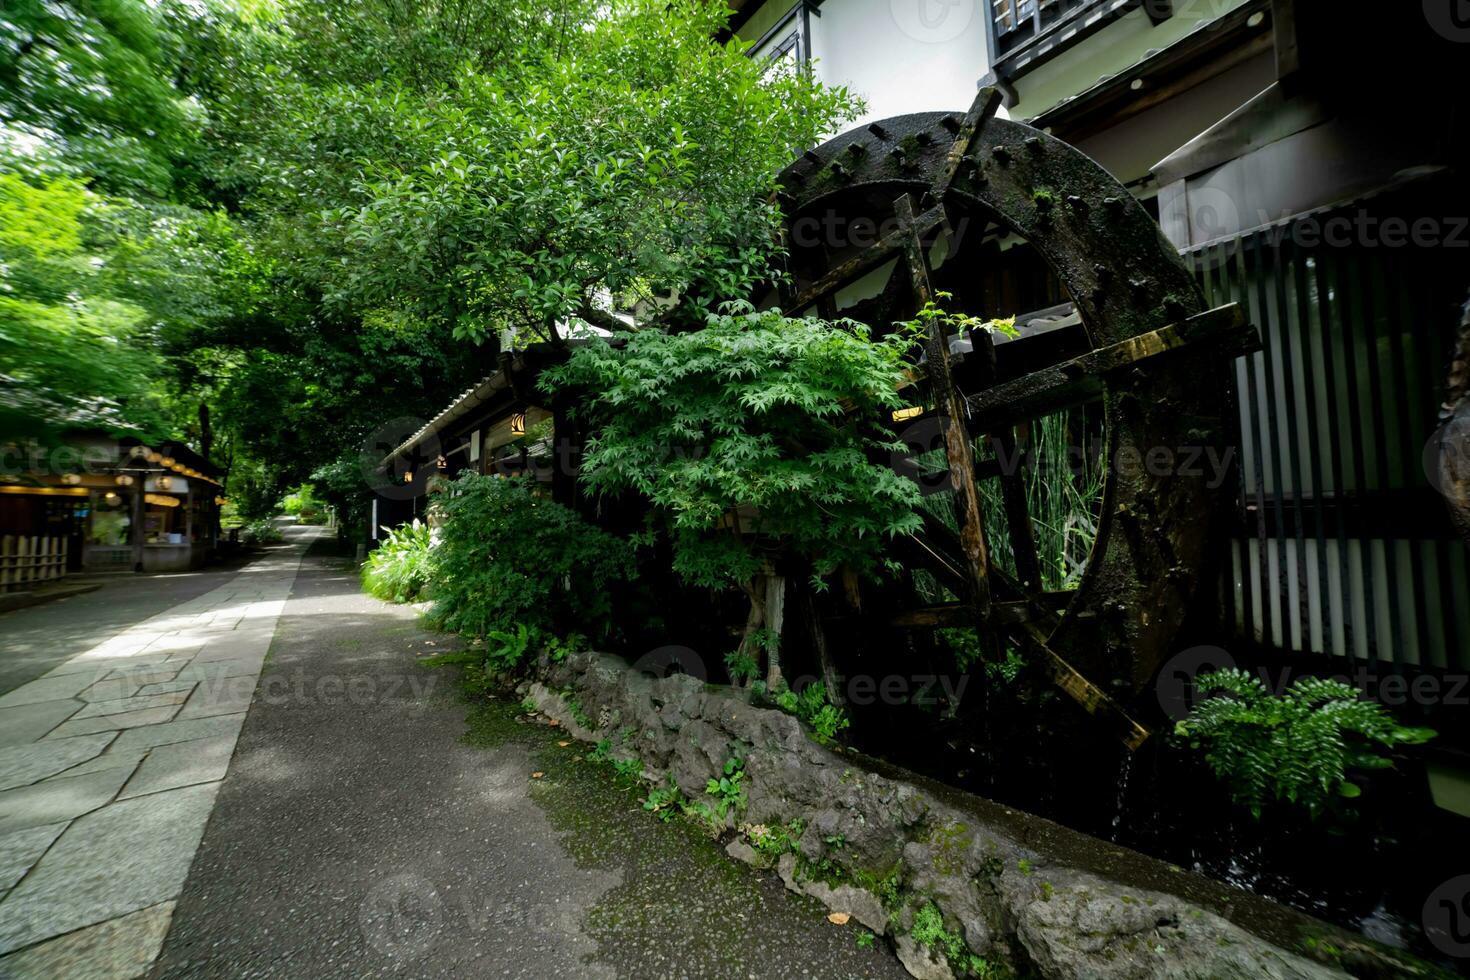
542 304 925 590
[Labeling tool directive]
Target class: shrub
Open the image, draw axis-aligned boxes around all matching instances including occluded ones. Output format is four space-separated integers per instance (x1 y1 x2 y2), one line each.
774 682 850 742
427 473 633 641
1174 668 1435 819
239 518 282 545
361 519 433 603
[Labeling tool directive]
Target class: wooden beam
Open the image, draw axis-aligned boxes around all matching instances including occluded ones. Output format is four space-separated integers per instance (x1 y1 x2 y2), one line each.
1011 621 1153 751
929 86 1004 204
890 601 1036 628
895 194 993 620
786 205 947 315
965 304 1256 429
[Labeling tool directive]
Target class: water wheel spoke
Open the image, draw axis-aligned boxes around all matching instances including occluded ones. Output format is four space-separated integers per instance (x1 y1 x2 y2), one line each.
965 304 1254 431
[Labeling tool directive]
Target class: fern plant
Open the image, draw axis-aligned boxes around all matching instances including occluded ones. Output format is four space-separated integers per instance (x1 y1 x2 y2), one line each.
774 682 850 742
1174 669 1435 819
361 519 433 603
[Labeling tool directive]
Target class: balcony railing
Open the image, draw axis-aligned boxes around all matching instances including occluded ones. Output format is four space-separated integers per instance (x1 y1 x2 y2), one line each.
991 0 1168 72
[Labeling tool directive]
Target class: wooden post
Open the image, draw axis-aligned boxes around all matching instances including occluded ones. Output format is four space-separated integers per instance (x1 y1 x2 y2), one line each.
893 194 992 619
131 485 144 573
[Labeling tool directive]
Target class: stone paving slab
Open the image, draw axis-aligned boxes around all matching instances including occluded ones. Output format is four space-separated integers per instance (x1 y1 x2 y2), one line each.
0 735 114 793
0 766 135 835
0 701 83 748
0 783 216 954
119 736 235 800
45 706 184 741
72 690 191 721
0 823 66 893
0 900 174 980
0 529 318 975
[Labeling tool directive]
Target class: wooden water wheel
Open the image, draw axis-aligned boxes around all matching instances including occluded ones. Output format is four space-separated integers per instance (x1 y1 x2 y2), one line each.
766 91 1260 747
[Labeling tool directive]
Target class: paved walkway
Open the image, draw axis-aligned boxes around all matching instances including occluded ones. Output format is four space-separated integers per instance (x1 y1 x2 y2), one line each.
1 532 907 978
0 528 321 977
0 558 259 695
154 541 906 979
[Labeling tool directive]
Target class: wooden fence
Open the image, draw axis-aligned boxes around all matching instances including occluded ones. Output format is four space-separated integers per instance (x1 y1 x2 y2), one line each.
1185 203 1470 672
0 536 69 592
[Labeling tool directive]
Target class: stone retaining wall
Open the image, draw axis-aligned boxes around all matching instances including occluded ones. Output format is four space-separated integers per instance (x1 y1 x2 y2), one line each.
519 651 1384 980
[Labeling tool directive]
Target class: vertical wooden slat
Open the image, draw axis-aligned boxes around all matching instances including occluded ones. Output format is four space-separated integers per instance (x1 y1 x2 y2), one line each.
1271 236 1311 654
1331 248 1379 662
1288 239 1332 657
1241 236 1285 650
1359 256 1407 668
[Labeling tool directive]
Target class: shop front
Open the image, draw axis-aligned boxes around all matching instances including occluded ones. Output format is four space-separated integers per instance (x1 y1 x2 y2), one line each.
1 433 223 577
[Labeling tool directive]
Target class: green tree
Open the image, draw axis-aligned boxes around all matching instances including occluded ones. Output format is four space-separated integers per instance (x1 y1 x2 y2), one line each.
0 0 200 198
542 304 923 683
206 0 858 344
0 173 170 439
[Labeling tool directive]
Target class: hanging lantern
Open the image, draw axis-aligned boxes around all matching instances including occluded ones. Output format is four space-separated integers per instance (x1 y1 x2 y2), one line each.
60 473 81 485
115 474 135 487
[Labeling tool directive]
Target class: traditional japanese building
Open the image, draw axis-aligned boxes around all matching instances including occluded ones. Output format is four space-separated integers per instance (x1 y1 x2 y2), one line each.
0 432 224 580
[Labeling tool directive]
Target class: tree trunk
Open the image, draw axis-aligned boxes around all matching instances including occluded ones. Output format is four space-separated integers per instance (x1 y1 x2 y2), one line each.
764 572 786 690
736 574 766 688
800 581 843 704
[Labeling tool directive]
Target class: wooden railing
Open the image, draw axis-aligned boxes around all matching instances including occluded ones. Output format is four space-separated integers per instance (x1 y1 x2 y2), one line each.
1 535 69 592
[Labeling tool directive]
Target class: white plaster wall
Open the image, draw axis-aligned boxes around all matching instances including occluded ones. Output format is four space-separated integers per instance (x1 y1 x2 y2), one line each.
806 0 994 127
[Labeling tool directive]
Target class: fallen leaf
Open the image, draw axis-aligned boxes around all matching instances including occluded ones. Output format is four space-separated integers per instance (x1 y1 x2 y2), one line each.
827 912 851 926
557 740 571 747
531 772 544 779
547 718 560 727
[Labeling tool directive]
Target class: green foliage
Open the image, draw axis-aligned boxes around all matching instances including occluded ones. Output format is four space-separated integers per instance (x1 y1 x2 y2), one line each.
543 305 924 590
0 0 200 198
1174 669 1436 819
724 648 760 684
911 903 1007 978
643 780 683 822
703 756 747 821
0 174 172 439
774 683 851 743
545 633 587 664
855 930 876 950
427 473 634 642
744 818 805 860
483 624 540 674
897 292 1019 342
612 756 644 782
251 0 859 343
361 520 433 603
239 518 282 546
280 483 329 523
